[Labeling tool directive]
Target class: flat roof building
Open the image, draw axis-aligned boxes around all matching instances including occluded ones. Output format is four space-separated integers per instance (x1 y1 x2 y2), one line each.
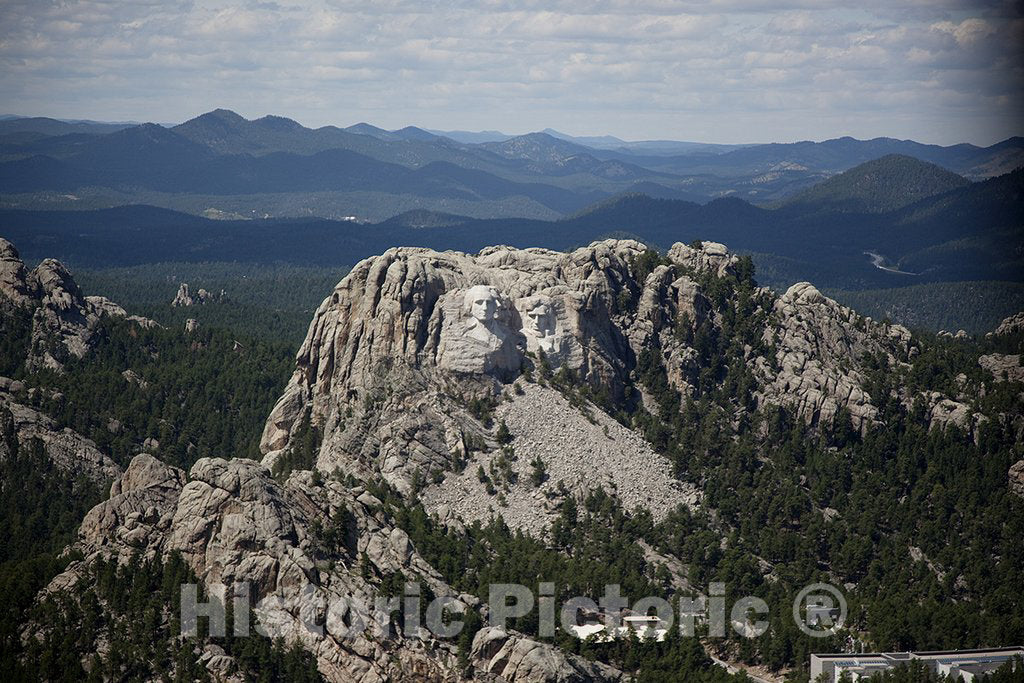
810 647 1024 682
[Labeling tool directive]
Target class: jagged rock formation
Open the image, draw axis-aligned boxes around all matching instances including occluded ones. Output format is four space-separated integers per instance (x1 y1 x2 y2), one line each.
756 282 914 433
260 240 654 499
979 353 1024 383
920 391 978 433
471 627 623 681
994 312 1024 337
0 238 157 370
0 382 122 485
19 237 997 682
172 283 224 307
1010 459 1024 498
0 238 32 305
261 240 924 505
668 240 738 278
56 453 623 682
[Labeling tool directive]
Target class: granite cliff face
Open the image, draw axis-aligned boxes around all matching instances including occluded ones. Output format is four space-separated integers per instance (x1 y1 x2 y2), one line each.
260 239 924 512
259 241 650 494
757 281 913 433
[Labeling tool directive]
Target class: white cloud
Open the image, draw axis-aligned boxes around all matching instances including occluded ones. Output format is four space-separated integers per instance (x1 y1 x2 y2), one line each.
0 0 1020 144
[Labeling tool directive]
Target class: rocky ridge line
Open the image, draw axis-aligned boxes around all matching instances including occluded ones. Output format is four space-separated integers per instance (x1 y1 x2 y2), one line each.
0 237 157 370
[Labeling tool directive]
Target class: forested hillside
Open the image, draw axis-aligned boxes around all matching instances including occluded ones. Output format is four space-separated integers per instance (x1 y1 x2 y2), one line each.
76 262 344 344
827 281 1024 335
778 155 971 213
1 236 1022 681
0 252 299 677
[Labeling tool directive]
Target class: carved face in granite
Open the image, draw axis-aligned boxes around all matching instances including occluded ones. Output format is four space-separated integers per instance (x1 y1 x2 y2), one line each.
518 296 567 357
464 285 500 325
438 285 522 377
524 302 554 338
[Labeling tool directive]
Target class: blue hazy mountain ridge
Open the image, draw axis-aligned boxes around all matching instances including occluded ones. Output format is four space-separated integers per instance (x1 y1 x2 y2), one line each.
586 135 1024 180
2 110 1021 219
0 148 605 215
538 128 753 156
0 116 134 136
2 163 1019 292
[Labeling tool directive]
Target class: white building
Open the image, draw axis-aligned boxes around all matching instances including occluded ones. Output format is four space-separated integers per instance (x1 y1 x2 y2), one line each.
567 614 669 642
811 647 1024 682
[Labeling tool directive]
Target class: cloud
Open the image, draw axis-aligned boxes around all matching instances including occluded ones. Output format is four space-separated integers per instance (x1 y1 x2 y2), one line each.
0 0 1020 144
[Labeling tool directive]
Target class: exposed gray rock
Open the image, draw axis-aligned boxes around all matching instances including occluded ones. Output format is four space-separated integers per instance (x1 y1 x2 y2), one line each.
86 295 160 329
667 240 738 278
261 240 958 503
756 282 913 433
260 240 654 495
172 283 224 307
0 240 157 370
0 388 121 485
421 383 700 537
471 627 624 682
980 354 1024 383
198 644 242 682
58 452 621 682
79 453 185 552
1010 459 1024 498
919 391 978 433
0 238 31 305
994 312 1024 336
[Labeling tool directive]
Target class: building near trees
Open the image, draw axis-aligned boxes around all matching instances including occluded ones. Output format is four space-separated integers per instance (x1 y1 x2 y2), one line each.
811 647 1024 682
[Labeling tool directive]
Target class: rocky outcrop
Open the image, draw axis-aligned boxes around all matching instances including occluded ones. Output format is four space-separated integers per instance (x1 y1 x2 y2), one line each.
471 627 624 682
77 453 185 552
0 385 121 485
980 354 1024 383
0 238 157 370
667 240 738 278
994 312 1024 337
756 282 914 432
0 238 32 305
260 240 653 495
60 452 624 682
920 391 976 433
172 283 224 307
261 240 940 503
1010 459 1024 498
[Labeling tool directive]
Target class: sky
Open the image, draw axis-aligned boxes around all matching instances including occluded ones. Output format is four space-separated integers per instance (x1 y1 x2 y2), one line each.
0 0 1022 145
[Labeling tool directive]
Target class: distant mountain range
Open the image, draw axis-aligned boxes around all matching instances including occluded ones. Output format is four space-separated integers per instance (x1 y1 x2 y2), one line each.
1 109 1021 222
2 155 1020 293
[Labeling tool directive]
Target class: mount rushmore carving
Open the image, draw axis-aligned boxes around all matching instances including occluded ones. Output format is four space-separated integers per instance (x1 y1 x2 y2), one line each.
437 284 579 376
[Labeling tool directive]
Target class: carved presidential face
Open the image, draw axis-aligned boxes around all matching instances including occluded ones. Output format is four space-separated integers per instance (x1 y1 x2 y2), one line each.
464 285 500 324
525 302 554 337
